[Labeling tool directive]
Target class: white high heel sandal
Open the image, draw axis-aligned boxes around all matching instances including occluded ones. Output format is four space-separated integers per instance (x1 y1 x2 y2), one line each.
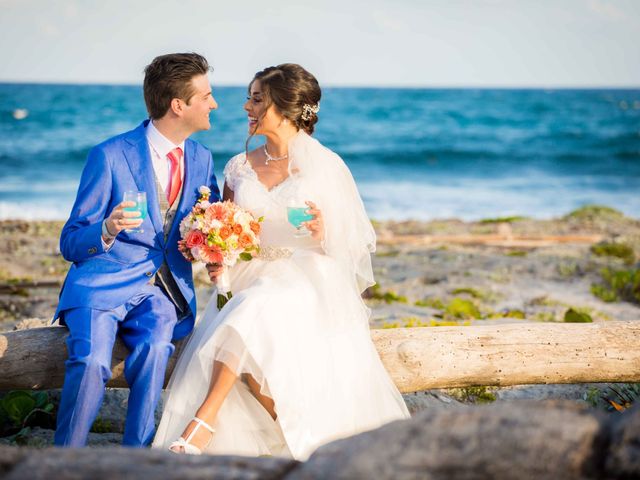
169 417 216 455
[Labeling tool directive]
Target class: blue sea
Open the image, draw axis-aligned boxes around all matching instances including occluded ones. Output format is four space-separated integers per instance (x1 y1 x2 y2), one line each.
1 84 639 221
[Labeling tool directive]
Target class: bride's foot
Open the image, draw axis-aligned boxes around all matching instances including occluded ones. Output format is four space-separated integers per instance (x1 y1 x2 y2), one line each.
169 417 216 455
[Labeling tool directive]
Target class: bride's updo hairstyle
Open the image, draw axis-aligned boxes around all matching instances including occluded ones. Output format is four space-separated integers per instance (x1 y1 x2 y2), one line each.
251 63 322 135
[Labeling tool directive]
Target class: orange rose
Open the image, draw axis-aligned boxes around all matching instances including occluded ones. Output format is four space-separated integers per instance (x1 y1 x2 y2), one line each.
185 230 206 249
219 226 232 240
249 221 261 235
233 224 243 235
238 232 253 248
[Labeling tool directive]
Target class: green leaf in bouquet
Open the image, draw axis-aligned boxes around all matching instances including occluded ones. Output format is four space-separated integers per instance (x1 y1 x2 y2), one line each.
239 252 253 262
217 293 233 310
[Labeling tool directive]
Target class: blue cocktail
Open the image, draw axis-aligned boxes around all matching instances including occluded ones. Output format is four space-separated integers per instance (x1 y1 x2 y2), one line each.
123 191 147 233
287 206 314 237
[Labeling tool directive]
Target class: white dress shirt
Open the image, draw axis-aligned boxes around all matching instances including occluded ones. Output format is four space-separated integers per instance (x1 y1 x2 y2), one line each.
146 120 185 193
102 121 185 248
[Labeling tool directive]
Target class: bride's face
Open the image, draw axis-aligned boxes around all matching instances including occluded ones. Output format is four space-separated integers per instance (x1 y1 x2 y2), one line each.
244 80 285 135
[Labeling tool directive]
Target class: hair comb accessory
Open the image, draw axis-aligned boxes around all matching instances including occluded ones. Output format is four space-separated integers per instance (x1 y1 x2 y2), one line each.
301 103 320 121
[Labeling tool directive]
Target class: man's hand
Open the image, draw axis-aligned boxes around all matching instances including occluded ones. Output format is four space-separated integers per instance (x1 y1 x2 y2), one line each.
104 201 143 238
206 263 224 283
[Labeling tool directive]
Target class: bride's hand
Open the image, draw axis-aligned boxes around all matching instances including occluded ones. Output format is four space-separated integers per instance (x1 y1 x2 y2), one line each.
206 263 224 283
304 201 324 242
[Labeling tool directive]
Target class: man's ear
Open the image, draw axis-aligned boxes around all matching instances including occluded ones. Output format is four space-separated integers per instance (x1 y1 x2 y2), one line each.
170 98 183 116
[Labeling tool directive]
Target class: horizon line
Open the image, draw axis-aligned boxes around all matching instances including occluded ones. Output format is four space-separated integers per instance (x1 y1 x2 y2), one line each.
1 79 640 90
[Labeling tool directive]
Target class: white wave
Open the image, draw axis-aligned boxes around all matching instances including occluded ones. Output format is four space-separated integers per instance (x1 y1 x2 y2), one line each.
0 201 72 220
359 180 640 221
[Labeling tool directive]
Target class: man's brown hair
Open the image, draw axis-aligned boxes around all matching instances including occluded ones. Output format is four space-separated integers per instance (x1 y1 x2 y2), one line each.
143 53 211 120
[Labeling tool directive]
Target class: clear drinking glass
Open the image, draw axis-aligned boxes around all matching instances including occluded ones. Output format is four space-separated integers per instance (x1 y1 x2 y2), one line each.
123 191 148 233
287 199 314 238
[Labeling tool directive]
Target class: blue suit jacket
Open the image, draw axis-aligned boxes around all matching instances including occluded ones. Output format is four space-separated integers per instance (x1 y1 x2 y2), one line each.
54 120 221 340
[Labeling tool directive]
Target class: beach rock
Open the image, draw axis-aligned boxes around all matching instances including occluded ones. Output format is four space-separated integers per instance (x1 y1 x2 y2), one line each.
0 446 298 480
2 402 639 479
0 427 122 448
493 383 598 402
401 391 461 414
288 401 605 480
605 404 640 478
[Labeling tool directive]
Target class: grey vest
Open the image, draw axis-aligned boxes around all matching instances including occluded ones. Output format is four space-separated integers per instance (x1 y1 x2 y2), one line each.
152 175 189 316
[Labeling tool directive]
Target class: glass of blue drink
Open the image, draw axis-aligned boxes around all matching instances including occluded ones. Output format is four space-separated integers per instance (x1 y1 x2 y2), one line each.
287 203 314 238
123 191 147 233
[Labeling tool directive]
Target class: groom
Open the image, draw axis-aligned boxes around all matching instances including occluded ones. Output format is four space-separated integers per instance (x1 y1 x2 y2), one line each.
53 53 221 447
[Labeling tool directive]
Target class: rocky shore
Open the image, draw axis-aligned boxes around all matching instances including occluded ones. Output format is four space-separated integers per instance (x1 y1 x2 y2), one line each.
1 401 639 479
0 205 639 449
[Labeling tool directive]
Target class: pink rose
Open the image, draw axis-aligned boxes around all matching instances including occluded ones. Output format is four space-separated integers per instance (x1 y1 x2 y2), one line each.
205 203 227 222
201 244 224 265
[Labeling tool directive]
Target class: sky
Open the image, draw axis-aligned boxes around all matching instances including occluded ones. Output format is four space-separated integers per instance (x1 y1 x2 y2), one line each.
0 0 639 87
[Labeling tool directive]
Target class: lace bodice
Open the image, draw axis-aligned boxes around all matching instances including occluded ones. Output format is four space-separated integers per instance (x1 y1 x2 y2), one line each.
223 153 318 250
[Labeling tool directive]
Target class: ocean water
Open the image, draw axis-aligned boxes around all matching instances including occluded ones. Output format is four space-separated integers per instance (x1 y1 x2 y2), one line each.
1 84 639 221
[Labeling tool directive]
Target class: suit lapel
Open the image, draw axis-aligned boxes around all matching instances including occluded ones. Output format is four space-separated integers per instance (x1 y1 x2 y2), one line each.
123 121 164 237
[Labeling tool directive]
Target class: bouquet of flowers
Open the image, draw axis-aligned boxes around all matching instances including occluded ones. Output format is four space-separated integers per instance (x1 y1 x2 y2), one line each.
178 186 262 308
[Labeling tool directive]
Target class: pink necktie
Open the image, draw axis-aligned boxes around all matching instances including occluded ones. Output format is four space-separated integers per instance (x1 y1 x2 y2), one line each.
166 147 183 206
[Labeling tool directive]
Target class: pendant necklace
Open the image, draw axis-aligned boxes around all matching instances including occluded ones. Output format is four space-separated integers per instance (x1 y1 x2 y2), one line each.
263 144 288 165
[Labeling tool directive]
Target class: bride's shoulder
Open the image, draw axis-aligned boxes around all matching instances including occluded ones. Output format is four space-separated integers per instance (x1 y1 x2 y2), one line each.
223 152 251 191
223 151 248 175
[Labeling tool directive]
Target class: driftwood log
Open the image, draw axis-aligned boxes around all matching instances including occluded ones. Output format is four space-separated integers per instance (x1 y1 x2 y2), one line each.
1 322 639 392
0 402 638 479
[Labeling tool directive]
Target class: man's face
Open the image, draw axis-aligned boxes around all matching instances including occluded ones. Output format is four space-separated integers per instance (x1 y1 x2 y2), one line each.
181 74 218 132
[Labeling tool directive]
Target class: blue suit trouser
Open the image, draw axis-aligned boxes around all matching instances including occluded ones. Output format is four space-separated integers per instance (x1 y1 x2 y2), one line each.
54 285 178 447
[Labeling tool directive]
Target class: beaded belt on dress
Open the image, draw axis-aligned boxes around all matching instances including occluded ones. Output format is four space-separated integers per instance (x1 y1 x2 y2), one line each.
257 246 294 261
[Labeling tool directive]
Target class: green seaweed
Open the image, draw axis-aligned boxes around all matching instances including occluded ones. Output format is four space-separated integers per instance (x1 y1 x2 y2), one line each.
381 321 400 329
444 298 481 320
368 284 408 304
532 312 557 322
90 417 116 434
591 267 640 305
415 297 445 309
488 309 526 319
590 242 635 265
564 204 625 221
591 284 619 303
479 216 528 224
449 386 496 404
450 287 483 298
450 287 500 302
381 318 471 329
557 261 579 278
563 308 593 323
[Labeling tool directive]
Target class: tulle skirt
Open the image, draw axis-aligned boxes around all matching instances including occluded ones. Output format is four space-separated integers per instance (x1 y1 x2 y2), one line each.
152 248 409 460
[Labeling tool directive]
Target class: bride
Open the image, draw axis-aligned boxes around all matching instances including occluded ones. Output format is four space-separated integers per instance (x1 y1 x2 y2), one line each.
152 63 409 460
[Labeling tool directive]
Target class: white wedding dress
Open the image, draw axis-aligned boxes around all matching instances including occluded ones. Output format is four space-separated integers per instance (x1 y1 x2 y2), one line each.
152 132 409 460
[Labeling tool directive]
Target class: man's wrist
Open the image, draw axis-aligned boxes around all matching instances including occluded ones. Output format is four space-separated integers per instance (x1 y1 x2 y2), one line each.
102 220 116 241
